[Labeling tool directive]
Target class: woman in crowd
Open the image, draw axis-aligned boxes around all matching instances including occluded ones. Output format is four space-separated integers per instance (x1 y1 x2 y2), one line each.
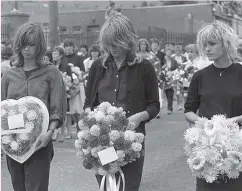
172 45 187 110
1 46 13 76
162 47 178 114
84 11 160 191
137 38 162 117
43 49 53 65
184 20 242 191
52 46 72 142
62 39 86 137
1 23 66 191
83 44 101 72
137 38 155 59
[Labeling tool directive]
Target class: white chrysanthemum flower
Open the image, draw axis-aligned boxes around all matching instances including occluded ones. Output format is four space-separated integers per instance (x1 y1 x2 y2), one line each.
82 147 91 155
2 135 12 144
10 141 19 151
184 127 201 144
19 133 29 141
124 130 136 142
8 110 15 116
107 106 117 115
90 125 101 136
204 120 220 137
18 105 28 114
109 130 121 142
98 102 111 113
131 142 142 152
211 114 226 122
25 122 34 131
74 139 82 149
26 110 37 121
94 111 105 121
1 109 7 117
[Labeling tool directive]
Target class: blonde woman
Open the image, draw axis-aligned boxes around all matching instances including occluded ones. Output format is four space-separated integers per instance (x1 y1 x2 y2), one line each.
184 21 242 191
84 11 160 191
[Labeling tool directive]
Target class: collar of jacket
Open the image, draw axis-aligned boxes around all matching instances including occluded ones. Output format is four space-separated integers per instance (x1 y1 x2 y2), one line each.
15 63 53 79
104 53 140 67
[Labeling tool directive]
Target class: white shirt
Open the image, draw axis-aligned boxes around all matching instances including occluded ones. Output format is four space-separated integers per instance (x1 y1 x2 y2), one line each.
83 57 94 72
184 57 212 70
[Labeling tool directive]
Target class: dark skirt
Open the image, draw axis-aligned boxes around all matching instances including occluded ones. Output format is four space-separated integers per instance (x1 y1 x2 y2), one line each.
196 174 242 191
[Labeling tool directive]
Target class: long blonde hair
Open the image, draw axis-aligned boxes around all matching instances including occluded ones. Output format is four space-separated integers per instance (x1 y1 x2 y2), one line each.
99 10 138 65
13 23 47 67
197 20 239 61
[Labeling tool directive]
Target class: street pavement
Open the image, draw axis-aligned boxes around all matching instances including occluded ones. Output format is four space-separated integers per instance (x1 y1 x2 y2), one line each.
1 110 196 191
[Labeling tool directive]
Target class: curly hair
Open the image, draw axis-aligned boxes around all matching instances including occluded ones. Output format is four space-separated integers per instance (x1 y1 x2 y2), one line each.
137 38 150 52
197 20 239 61
13 23 47 67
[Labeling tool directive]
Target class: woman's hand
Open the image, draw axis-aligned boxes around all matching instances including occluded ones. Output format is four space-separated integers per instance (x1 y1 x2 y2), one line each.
127 111 149 129
85 107 91 114
35 130 53 152
128 113 142 128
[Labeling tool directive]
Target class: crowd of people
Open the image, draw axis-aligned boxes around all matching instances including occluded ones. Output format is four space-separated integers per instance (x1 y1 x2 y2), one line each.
1 6 242 191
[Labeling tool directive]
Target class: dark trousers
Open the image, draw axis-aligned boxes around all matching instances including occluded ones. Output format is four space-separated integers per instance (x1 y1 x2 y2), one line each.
96 152 145 191
164 88 174 111
6 141 54 191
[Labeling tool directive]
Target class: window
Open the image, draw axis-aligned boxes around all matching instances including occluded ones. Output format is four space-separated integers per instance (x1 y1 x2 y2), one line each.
72 26 81 32
59 26 67 33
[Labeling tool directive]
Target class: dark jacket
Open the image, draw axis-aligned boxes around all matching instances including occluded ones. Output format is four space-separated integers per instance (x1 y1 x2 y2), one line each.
84 54 160 135
62 53 85 72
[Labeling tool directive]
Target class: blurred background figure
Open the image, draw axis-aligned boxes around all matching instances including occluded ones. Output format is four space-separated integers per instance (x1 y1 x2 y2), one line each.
1 46 13 76
137 38 155 59
52 46 72 142
43 49 53 65
78 44 89 62
162 47 178 114
150 38 165 67
184 44 211 70
83 44 101 72
172 45 187 110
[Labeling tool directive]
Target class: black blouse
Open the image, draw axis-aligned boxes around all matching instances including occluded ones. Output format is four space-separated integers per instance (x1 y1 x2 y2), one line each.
184 63 242 119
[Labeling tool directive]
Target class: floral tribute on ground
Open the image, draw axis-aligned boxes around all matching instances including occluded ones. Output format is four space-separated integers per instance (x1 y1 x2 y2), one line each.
1 96 49 163
75 102 145 191
184 115 242 183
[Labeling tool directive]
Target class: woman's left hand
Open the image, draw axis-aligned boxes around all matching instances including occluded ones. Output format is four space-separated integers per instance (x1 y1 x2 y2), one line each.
127 113 143 128
35 131 53 152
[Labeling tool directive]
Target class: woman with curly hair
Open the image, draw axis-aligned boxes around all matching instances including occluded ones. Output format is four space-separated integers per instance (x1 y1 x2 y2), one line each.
184 20 242 191
84 10 160 191
1 23 67 191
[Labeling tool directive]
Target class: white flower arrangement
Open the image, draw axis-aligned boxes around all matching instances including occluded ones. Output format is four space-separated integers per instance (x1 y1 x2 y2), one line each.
184 115 242 183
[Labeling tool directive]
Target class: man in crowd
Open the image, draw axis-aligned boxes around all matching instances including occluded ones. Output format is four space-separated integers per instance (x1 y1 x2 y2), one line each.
150 38 165 67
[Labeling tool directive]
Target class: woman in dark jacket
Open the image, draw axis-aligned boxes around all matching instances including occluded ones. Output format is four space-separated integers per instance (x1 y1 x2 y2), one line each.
84 10 160 191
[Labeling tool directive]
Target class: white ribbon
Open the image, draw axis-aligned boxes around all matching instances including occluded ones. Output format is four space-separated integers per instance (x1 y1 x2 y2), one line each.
100 169 125 191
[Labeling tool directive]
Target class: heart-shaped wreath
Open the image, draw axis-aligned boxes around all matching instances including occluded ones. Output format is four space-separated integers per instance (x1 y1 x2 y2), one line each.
1 96 49 163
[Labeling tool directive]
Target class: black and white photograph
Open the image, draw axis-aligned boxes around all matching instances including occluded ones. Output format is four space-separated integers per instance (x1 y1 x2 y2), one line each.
1 1 242 191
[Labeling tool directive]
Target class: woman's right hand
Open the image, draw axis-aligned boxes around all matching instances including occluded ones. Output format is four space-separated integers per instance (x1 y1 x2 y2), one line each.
85 107 91 114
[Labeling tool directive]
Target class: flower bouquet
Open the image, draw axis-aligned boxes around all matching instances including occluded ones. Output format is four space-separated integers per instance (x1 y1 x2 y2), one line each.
61 72 72 92
75 102 145 191
160 67 175 89
1 96 49 163
184 115 242 183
